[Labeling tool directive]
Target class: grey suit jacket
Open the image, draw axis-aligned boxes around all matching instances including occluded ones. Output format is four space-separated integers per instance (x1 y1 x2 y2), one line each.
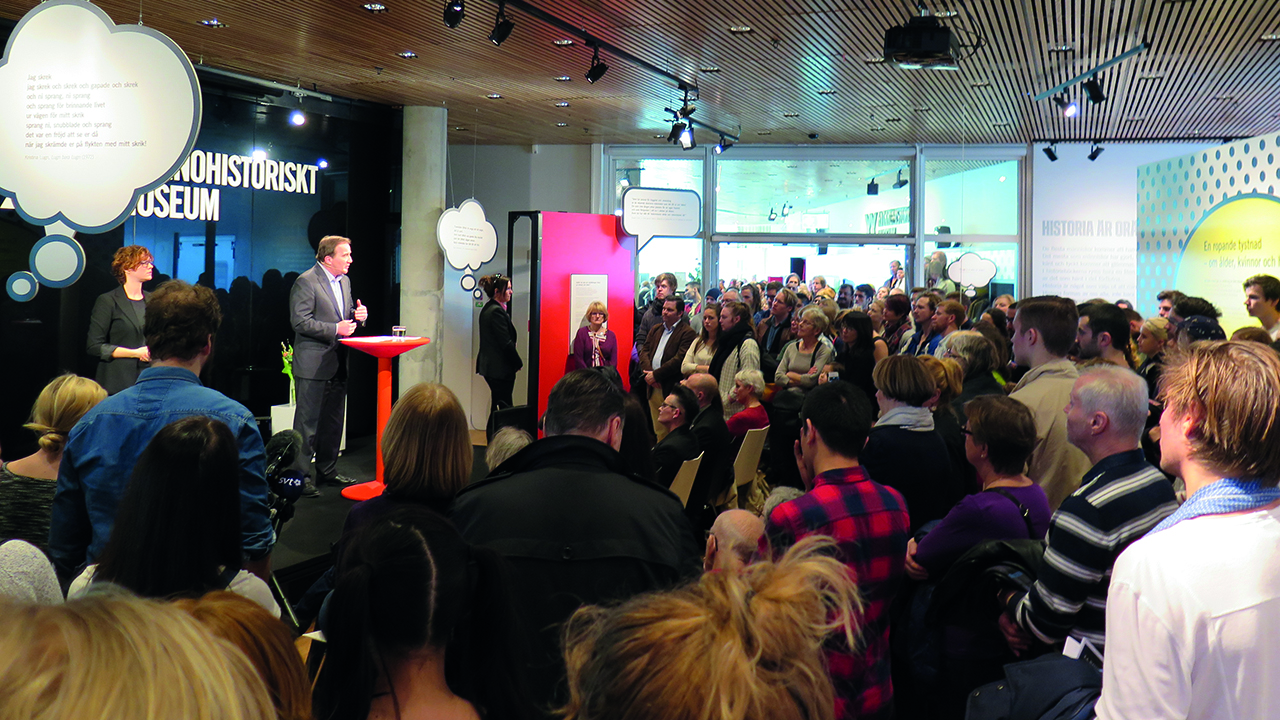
290 263 352 380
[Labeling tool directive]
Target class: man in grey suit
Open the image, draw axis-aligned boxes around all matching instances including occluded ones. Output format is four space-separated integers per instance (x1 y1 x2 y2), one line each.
290 235 369 496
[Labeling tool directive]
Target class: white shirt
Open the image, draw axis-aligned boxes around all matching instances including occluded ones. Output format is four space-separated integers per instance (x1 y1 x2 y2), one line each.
1097 504 1280 720
653 322 676 367
322 264 345 318
69 564 281 618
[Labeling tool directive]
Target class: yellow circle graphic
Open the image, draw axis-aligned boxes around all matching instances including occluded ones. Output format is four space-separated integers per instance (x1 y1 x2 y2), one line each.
1177 195 1280 334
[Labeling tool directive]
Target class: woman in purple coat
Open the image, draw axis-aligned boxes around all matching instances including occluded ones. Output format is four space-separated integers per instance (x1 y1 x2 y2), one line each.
572 301 618 370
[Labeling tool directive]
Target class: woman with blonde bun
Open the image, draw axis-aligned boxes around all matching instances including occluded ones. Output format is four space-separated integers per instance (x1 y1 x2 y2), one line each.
1 374 105 552
560 535 861 720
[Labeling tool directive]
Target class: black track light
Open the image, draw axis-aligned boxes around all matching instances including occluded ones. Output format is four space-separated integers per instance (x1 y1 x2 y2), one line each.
1043 144 1059 162
892 170 908 189
585 45 608 83
1088 143 1104 161
488 2 514 45
667 121 686 144
1054 95 1079 118
867 180 879 196
678 125 695 150
781 203 791 217
443 0 464 28
713 136 733 154
1082 75 1106 104
768 207 778 221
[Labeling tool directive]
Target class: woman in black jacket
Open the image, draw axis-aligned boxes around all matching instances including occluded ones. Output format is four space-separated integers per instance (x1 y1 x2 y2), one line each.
476 274 522 410
86 245 153 394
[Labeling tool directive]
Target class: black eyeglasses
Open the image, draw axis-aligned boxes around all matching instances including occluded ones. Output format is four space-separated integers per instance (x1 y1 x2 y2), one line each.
961 427 974 436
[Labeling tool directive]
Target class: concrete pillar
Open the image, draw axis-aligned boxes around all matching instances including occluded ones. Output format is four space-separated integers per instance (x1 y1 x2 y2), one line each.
399 106 448 390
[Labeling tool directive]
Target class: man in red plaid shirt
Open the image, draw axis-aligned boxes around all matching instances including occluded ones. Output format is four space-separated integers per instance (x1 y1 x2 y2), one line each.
759 381 910 720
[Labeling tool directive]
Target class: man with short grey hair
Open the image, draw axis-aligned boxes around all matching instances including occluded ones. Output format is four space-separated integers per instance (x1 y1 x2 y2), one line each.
998 365 1178 656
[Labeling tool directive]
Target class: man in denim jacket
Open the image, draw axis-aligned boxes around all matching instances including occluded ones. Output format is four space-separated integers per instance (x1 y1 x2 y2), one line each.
49 280 272 586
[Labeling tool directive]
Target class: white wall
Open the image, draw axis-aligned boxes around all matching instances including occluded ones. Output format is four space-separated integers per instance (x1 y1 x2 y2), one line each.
441 144 594 428
1031 142 1213 303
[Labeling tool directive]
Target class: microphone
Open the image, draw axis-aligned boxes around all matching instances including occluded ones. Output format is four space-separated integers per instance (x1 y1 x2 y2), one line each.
265 430 306 503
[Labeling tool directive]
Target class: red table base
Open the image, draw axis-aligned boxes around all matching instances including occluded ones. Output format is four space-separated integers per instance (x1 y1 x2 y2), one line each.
336 336 431 501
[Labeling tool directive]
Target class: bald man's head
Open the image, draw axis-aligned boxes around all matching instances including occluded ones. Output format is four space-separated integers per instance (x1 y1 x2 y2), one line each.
682 373 720 410
704 510 765 572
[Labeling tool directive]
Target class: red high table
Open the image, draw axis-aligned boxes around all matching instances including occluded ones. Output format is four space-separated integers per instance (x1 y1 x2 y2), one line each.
338 335 431 501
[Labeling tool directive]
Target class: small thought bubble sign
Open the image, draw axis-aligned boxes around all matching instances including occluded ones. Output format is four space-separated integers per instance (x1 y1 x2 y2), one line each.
0 0 201 232
437 199 498 297
621 187 702 250
948 252 999 289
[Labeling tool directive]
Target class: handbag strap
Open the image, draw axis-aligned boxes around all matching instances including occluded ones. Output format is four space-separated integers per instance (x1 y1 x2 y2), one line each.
986 487 1036 539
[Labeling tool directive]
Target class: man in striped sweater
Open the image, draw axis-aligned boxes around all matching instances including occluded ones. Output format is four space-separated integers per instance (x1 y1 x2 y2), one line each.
997 365 1178 654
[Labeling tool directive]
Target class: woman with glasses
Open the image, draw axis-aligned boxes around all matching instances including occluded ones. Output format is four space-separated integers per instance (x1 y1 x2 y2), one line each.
901 394 1051 719
572 301 617 370
86 245 154 394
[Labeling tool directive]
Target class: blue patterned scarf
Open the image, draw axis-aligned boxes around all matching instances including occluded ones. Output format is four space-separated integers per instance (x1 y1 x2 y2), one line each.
1150 478 1280 534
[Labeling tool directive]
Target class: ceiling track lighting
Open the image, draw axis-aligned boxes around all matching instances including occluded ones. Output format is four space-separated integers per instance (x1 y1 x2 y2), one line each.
677 124 696 150
586 44 609 83
867 180 879 196
892 170 907 189
768 207 778 221
1088 143 1104 161
1082 74 1106 104
1033 41 1148 104
1043 143 1059 162
663 94 739 151
780 203 790 217
489 2 515 45
443 0 464 28
1054 94 1079 118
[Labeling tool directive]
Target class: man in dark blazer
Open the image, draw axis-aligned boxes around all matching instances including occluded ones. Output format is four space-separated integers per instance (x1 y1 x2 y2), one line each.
682 373 733 529
651 385 702 491
638 295 696 441
756 288 797 380
289 235 368 495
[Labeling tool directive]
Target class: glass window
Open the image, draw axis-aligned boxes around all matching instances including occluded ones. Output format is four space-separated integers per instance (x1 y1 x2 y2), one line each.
715 159 911 234
923 159 1018 235
616 158 705 294
614 158 702 211
923 240 1019 300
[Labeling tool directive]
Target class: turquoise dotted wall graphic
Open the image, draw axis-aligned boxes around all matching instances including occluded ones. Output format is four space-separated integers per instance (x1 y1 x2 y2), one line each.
1137 135 1280 325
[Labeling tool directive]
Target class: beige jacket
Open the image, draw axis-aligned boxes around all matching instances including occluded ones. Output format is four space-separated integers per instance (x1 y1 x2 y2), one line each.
1010 359 1092 510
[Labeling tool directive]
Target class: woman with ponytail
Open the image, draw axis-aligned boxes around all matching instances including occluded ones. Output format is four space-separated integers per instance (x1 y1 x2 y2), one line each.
314 506 532 720
560 535 862 720
1 374 105 552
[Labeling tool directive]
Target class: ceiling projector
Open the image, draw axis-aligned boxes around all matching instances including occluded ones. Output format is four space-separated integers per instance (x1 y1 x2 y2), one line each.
883 15 961 70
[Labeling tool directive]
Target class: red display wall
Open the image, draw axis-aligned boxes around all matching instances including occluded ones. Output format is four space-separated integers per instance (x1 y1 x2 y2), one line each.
534 212 635 416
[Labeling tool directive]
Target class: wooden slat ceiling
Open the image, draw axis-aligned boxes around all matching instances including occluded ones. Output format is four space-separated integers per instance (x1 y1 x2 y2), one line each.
3 0 1280 146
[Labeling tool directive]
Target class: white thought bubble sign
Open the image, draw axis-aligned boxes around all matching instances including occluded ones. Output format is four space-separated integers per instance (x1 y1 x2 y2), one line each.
948 252 999 289
437 199 498 296
621 187 701 249
0 0 201 232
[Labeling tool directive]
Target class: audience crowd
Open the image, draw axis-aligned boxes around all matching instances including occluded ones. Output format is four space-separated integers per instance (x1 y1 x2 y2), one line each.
5 264 1280 720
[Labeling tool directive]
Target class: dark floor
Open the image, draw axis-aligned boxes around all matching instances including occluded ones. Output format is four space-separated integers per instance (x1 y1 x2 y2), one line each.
272 435 490 602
